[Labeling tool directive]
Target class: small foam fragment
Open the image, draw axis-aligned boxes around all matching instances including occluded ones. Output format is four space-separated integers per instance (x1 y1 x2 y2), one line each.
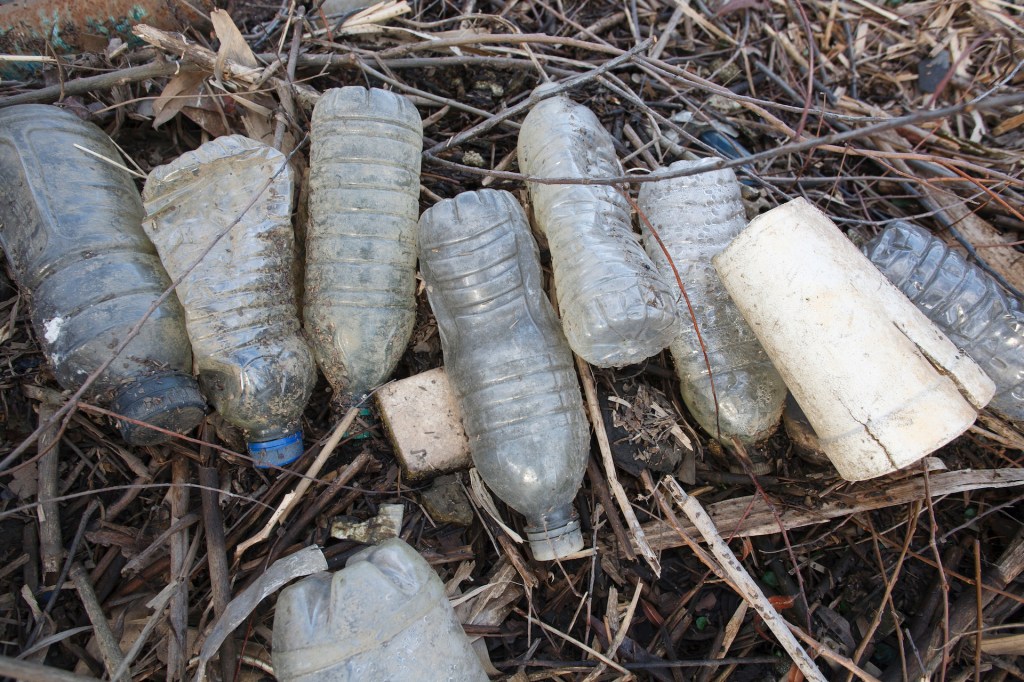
375 367 471 479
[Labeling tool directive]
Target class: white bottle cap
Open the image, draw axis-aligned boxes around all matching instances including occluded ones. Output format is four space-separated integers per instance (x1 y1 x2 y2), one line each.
527 517 585 562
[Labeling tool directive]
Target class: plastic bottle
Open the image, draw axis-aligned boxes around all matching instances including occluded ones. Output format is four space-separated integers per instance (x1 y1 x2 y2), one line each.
637 160 787 443
419 189 588 561
305 87 422 402
863 220 1023 421
272 538 488 681
0 104 206 445
517 85 679 368
142 135 316 467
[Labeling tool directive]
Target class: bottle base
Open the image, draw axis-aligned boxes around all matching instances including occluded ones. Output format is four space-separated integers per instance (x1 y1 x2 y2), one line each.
110 372 206 446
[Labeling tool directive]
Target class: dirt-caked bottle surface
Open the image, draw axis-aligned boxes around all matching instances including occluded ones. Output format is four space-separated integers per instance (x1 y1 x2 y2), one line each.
638 160 787 443
272 538 488 681
0 104 205 445
517 85 679 368
143 135 316 467
418 189 589 561
305 86 422 402
863 220 1023 422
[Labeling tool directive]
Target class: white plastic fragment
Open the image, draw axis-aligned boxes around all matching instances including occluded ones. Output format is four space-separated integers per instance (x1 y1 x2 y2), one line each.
713 198 995 481
193 546 327 682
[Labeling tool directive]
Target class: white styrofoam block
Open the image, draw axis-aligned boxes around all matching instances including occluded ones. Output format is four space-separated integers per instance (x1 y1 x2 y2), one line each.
376 367 471 479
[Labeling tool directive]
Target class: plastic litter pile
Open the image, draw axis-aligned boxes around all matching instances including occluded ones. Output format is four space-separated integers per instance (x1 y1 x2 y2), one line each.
1 78 1021 680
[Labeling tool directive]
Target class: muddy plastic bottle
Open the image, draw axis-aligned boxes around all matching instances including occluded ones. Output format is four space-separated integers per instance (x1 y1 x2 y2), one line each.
305 87 422 402
419 190 588 561
864 221 1023 421
272 538 487 681
517 84 679 368
0 104 205 445
638 160 787 443
142 136 316 467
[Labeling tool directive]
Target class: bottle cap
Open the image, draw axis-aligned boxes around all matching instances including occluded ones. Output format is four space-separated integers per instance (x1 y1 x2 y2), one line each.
110 372 206 446
248 431 305 468
527 517 585 562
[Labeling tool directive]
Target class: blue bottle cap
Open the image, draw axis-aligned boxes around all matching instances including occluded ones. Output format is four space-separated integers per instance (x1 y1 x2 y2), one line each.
248 431 305 468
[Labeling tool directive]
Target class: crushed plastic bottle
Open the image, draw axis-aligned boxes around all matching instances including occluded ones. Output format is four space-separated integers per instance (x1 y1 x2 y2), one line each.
0 104 206 445
419 189 588 561
305 86 422 402
142 135 316 467
638 160 787 444
863 220 1023 421
272 538 488 681
517 85 679 368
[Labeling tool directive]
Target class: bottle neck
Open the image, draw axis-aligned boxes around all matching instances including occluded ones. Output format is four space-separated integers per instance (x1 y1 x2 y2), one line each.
525 504 574 535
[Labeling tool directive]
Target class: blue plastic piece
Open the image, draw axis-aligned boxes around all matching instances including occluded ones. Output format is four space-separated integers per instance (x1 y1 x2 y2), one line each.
248 431 305 468
698 130 755 186
698 129 751 160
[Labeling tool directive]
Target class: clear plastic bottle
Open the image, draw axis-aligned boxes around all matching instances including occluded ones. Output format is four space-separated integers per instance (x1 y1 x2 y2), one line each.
517 85 679 368
305 87 422 402
638 160 787 443
272 538 488 681
863 220 1023 421
419 189 588 561
0 104 206 445
142 135 317 467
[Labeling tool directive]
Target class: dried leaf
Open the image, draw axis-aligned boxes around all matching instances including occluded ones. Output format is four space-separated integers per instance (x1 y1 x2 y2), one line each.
211 8 258 77
180 104 232 138
210 9 274 137
467 468 524 543
151 71 206 129
769 594 797 611
9 461 37 499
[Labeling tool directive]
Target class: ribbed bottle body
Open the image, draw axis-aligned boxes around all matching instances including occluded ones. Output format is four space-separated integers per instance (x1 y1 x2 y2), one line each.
517 91 679 368
306 87 422 400
864 221 1023 421
0 104 204 444
638 161 786 443
419 189 588 559
143 136 316 460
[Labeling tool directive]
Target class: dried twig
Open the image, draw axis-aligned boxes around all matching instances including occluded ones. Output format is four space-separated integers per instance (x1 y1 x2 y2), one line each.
131 24 318 109
0 62 181 108
655 476 827 682
23 385 63 585
637 469 1024 552
70 562 124 677
112 580 183 682
167 456 190 682
234 406 360 558
199 464 238 682
0 654 102 682
575 356 660 575
424 37 652 155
